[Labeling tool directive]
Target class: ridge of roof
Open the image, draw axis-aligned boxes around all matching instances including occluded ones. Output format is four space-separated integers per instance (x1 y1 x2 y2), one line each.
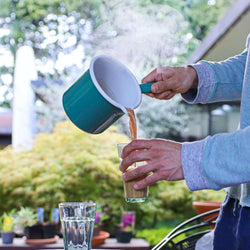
186 0 250 64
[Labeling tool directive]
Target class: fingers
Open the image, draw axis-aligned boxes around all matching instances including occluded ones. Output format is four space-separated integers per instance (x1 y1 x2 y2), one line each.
122 163 161 189
134 173 162 189
141 69 158 84
142 74 177 98
145 91 176 100
120 139 152 159
119 139 164 173
120 154 148 173
153 90 177 100
156 66 174 81
142 67 175 93
150 80 169 93
142 66 197 99
119 139 183 189
122 162 153 181
142 67 173 83
122 163 167 189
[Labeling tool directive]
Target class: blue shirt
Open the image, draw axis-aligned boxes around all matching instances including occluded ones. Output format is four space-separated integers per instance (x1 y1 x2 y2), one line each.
181 34 250 207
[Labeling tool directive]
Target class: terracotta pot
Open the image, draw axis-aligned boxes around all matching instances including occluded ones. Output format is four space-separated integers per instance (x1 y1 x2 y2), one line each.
92 231 110 246
193 201 222 214
192 201 222 227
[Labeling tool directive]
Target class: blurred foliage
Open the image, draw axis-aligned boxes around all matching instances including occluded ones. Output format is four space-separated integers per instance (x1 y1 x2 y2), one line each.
0 0 236 138
0 121 225 233
0 0 235 105
0 0 105 106
0 0 104 60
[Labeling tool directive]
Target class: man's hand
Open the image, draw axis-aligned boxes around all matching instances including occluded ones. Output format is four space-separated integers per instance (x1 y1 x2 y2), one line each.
142 66 198 100
119 139 184 189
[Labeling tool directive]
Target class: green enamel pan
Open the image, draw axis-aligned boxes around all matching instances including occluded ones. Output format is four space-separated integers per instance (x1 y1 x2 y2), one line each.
62 55 153 134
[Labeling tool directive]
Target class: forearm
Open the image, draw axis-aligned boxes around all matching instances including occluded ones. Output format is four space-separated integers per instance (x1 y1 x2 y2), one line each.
182 126 250 191
202 127 250 189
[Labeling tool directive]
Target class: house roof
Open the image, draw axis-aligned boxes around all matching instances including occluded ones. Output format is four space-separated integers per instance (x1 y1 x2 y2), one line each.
186 0 250 64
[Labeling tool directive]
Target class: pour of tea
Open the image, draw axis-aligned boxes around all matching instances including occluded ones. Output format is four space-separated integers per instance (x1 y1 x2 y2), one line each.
126 108 137 141
120 108 149 203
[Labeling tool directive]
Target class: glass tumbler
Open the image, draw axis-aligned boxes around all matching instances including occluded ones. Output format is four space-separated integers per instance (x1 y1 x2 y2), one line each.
59 202 96 250
117 143 148 203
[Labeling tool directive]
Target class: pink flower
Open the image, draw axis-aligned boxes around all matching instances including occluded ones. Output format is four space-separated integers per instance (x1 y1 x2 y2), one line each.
95 211 101 224
122 212 135 231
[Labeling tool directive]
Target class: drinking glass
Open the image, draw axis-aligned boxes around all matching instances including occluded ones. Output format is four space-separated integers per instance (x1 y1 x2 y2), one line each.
117 143 148 203
59 202 96 250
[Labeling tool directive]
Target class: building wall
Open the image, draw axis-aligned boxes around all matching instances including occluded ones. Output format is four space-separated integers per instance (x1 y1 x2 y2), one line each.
182 112 209 139
182 110 240 139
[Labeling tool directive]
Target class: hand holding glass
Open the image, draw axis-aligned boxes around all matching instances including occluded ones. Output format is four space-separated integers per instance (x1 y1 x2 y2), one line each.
117 143 148 203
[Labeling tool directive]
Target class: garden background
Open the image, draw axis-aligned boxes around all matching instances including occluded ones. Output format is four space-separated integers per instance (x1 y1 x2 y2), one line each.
0 0 234 246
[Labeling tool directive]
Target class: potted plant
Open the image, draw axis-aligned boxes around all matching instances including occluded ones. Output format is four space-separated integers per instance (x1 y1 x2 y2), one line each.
93 208 109 237
116 211 135 243
15 207 57 239
0 209 16 244
15 207 38 239
94 211 102 236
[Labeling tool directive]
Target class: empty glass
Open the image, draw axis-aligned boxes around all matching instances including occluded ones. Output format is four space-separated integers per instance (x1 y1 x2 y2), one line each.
59 202 96 250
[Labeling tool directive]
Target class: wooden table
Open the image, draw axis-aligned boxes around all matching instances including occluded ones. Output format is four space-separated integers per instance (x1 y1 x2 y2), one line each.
0 238 151 250
94 238 150 249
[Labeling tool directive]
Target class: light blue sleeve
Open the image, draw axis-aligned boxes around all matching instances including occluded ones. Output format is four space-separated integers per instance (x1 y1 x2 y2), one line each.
181 48 248 191
183 50 247 104
203 51 246 102
202 127 250 190
181 140 212 190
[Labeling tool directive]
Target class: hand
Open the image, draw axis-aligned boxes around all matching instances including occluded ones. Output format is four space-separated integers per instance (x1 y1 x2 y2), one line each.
142 66 198 100
119 139 184 189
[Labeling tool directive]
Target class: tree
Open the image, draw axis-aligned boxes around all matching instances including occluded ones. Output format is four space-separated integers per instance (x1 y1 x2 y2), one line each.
0 0 104 106
0 0 235 136
0 0 235 106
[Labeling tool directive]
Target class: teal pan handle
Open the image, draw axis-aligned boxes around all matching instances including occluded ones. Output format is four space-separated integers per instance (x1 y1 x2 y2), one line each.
140 82 154 93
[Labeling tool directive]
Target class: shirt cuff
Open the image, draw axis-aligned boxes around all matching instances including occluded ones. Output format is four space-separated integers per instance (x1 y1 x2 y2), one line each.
182 62 215 104
181 140 212 191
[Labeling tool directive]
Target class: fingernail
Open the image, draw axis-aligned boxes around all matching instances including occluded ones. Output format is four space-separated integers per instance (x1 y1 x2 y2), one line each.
152 85 158 92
